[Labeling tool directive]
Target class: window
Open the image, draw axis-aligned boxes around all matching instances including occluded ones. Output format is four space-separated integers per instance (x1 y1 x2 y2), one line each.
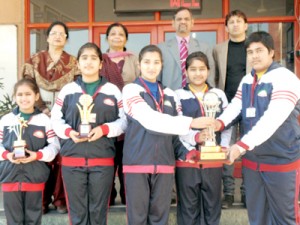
230 0 294 17
30 0 88 23
247 23 294 72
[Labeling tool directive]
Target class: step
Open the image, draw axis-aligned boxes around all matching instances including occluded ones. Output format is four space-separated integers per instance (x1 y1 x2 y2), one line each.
0 204 249 225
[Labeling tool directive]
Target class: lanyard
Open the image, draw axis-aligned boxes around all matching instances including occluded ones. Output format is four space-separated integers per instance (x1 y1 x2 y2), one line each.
189 84 207 116
250 75 258 107
139 78 164 113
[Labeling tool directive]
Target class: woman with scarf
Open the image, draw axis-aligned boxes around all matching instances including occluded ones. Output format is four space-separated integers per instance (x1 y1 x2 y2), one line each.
20 21 79 214
100 22 139 205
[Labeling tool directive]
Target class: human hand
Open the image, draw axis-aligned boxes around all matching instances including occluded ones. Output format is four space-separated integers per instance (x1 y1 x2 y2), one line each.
214 120 223 131
196 129 210 143
6 152 21 164
42 108 51 117
69 130 88 143
18 149 37 164
227 144 244 164
88 126 104 142
191 117 215 129
185 149 200 163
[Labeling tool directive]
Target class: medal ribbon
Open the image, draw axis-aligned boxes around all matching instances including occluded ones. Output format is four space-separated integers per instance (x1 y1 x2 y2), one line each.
189 84 208 116
139 78 164 113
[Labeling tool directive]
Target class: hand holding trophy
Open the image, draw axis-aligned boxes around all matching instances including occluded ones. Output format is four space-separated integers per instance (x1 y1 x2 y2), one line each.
199 92 227 161
8 115 28 159
76 94 94 138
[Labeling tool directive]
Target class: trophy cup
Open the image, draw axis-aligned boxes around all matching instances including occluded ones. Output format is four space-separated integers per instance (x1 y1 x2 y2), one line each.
199 92 227 160
76 94 94 137
9 115 28 159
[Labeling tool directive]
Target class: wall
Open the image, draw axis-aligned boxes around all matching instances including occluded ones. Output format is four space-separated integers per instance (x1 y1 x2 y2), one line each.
0 0 24 66
0 26 17 100
0 0 24 98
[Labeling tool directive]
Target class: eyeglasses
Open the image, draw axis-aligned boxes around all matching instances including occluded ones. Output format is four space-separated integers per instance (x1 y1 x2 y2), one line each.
49 32 67 38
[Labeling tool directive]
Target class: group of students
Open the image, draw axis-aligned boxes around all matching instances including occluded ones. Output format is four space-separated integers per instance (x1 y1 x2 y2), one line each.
1 15 300 225
0 40 224 225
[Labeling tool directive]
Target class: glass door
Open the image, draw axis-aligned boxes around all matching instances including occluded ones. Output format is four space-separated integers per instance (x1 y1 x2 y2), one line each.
93 25 158 55
158 24 226 47
93 23 225 54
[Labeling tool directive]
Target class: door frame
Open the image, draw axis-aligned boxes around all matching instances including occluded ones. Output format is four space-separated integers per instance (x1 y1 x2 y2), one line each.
93 25 159 49
157 23 226 43
93 23 225 50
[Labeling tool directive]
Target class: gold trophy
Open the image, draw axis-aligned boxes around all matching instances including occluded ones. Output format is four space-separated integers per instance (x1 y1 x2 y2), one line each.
9 115 28 159
76 94 94 137
200 92 226 160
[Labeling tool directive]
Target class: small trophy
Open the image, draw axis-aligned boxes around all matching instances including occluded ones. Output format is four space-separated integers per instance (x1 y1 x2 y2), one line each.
8 115 28 159
199 92 226 160
76 94 94 137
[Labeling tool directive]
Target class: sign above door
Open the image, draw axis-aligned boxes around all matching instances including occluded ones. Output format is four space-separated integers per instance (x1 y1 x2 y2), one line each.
114 0 202 13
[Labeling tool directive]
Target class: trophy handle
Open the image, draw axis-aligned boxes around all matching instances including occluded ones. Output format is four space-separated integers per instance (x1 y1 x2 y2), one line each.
76 103 84 123
87 104 94 119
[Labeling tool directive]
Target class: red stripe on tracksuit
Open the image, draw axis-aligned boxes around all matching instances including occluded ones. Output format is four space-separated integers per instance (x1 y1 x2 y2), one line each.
242 158 300 172
176 160 223 169
55 98 63 106
2 182 45 224
2 182 45 192
294 167 300 224
243 158 300 225
123 165 174 174
61 156 114 167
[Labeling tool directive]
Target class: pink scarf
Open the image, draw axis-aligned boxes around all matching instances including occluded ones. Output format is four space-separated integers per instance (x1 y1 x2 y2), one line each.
106 51 133 59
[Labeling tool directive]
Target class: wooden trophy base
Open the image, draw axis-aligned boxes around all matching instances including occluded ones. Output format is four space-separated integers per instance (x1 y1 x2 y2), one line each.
199 145 228 163
79 124 91 138
13 140 26 159
200 152 227 160
201 145 221 153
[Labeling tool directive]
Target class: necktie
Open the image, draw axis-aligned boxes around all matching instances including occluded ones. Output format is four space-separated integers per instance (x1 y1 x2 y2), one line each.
180 38 188 87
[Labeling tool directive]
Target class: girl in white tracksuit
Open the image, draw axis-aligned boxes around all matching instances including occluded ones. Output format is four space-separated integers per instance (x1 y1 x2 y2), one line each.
122 45 215 225
51 42 126 225
0 78 59 225
175 51 231 225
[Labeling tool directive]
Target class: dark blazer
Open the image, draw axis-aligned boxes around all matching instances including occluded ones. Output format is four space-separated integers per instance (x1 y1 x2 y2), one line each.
213 40 251 91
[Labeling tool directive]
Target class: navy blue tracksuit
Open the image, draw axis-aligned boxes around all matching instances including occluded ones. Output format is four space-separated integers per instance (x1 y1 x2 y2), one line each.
51 77 126 225
122 78 191 225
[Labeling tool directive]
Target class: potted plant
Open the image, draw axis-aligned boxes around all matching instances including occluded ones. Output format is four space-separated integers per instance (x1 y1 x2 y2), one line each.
0 77 15 118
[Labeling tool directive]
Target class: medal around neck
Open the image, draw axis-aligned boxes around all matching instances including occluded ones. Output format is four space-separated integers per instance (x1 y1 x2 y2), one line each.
8 114 28 159
200 92 227 160
76 94 94 137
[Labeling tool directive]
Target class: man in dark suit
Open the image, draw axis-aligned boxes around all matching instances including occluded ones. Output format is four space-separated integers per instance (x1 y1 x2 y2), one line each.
213 9 250 209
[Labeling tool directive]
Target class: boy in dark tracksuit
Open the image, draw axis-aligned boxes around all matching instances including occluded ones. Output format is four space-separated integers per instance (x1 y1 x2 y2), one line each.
216 32 300 225
0 107 59 225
